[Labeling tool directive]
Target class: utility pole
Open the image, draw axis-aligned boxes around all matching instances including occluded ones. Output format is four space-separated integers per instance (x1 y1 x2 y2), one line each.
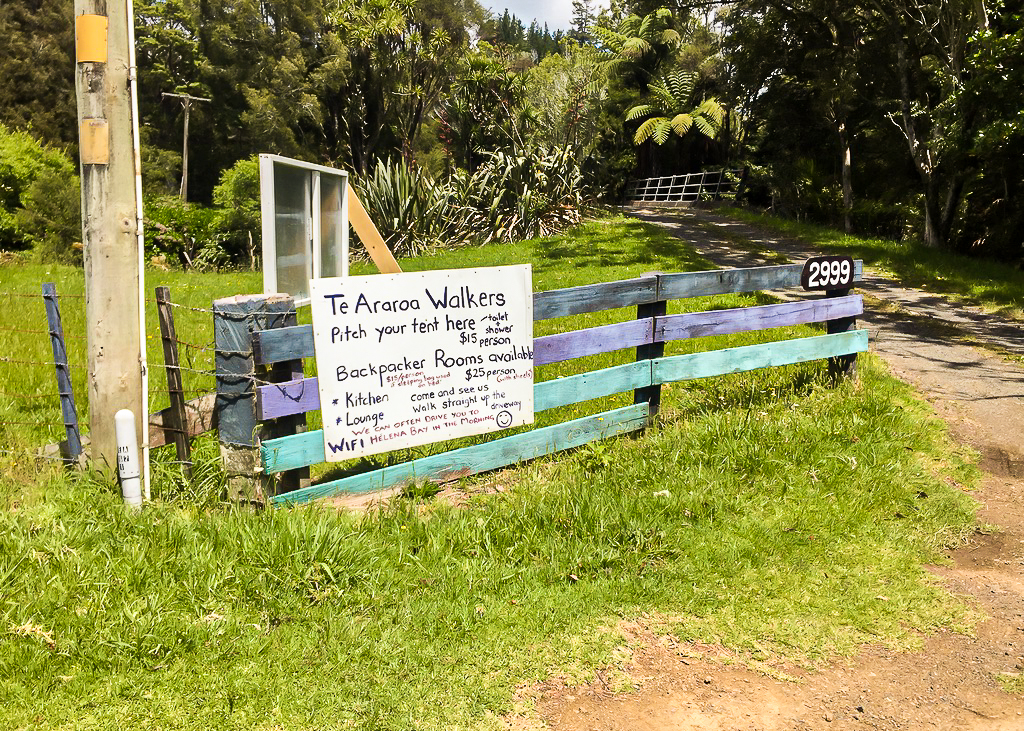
162 92 210 202
74 0 145 473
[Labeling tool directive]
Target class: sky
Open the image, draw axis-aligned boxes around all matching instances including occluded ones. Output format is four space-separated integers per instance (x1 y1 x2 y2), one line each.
482 0 609 32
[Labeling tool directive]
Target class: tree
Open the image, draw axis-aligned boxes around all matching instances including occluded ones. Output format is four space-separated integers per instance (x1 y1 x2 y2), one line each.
525 42 608 156
948 0 1023 256
212 156 261 267
874 0 989 248
571 0 596 42
0 123 80 261
132 0 484 193
626 70 724 145
590 6 734 182
326 0 483 173
593 7 681 69
722 1 878 232
0 0 76 147
134 0 339 200
438 45 532 171
495 10 526 47
723 0 1003 247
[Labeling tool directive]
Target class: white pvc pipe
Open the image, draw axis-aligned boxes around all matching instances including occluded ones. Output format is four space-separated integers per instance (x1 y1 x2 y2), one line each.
125 0 150 500
115 409 143 508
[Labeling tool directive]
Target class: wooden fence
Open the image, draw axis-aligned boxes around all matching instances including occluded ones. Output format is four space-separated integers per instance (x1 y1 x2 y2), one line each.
229 261 866 507
625 170 743 204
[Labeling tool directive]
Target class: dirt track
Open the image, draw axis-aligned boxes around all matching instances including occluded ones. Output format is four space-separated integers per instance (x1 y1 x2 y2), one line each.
528 208 1024 730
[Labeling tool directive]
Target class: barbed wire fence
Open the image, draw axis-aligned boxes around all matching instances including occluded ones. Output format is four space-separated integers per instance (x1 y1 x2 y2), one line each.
0 284 317 486
0 288 88 466
0 285 224 471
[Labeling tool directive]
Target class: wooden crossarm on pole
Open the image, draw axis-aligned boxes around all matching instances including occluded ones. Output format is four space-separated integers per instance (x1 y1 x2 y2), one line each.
162 92 211 202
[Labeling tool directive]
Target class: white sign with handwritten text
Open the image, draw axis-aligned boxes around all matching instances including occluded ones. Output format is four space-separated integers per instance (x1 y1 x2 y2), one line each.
310 265 534 461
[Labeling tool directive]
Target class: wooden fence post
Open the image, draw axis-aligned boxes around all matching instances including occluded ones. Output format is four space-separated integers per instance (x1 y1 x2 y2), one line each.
633 273 666 421
155 286 192 477
827 287 858 380
213 293 295 503
43 283 83 466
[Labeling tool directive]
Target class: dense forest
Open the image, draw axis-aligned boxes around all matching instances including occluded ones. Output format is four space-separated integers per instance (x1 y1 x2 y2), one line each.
0 0 1020 266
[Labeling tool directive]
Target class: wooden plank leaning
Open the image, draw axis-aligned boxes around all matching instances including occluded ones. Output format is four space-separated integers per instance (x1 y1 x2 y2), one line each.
149 392 217 447
347 187 402 275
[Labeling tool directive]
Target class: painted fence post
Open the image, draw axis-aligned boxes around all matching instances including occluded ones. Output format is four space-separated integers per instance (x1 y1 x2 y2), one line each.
257 335 310 496
633 273 666 421
155 286 192 477
213 293 295 503
42 283 83 465
827 287 858 380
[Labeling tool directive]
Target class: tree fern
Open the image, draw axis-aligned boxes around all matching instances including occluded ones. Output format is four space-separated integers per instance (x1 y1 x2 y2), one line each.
626 70 725 147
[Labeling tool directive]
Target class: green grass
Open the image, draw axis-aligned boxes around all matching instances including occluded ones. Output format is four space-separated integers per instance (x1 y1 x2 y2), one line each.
0 216 981 729
996 672 1024 696
719 206 1024 319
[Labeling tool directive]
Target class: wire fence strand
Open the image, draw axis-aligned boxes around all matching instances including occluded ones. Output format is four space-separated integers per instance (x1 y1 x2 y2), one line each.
0 446 76 463
0 291 85 299
0 357 86 369
0 326 87 339
0 419 63 429
0 391 61 401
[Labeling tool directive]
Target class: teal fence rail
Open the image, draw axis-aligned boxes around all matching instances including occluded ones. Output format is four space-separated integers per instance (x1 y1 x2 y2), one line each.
243 262 867 506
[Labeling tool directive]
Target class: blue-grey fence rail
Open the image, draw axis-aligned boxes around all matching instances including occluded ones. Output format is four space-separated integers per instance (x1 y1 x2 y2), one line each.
240 261 867 507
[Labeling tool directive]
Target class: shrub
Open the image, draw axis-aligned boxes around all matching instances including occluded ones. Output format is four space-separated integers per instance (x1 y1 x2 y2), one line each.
355 157 473 258
355 147 591 254
454 145 588 243
144 195 227 271
17 166 82 264
212 155 261 268
0 123 80 258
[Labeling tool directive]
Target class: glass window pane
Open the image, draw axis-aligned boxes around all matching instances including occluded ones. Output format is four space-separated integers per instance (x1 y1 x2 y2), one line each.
320 176 345 279
274 164 310 300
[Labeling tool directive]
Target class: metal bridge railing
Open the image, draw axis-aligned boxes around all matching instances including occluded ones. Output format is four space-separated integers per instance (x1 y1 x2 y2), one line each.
625 170 743 204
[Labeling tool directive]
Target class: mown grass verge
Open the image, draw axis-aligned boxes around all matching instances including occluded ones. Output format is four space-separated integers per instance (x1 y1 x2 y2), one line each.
0 216 979 729
718 206 1024 318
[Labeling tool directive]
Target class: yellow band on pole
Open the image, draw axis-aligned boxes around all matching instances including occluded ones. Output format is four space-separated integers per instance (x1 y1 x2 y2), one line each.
347 186 402 274
76 14 108 63
80 118 109 164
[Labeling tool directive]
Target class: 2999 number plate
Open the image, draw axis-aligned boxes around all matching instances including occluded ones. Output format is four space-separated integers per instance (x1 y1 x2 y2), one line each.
801 256 854 290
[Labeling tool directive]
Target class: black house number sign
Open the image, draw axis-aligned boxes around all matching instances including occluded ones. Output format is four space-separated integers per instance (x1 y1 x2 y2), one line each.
801 256 854 291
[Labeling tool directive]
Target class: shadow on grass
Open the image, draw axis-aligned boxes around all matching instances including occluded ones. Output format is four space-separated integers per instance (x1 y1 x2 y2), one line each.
720 207 1024 314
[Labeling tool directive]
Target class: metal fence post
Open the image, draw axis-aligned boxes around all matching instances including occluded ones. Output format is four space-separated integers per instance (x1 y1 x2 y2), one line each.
42 283 83 466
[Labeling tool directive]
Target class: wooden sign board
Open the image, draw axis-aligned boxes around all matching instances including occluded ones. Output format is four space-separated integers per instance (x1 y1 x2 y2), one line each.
310 265 534 461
